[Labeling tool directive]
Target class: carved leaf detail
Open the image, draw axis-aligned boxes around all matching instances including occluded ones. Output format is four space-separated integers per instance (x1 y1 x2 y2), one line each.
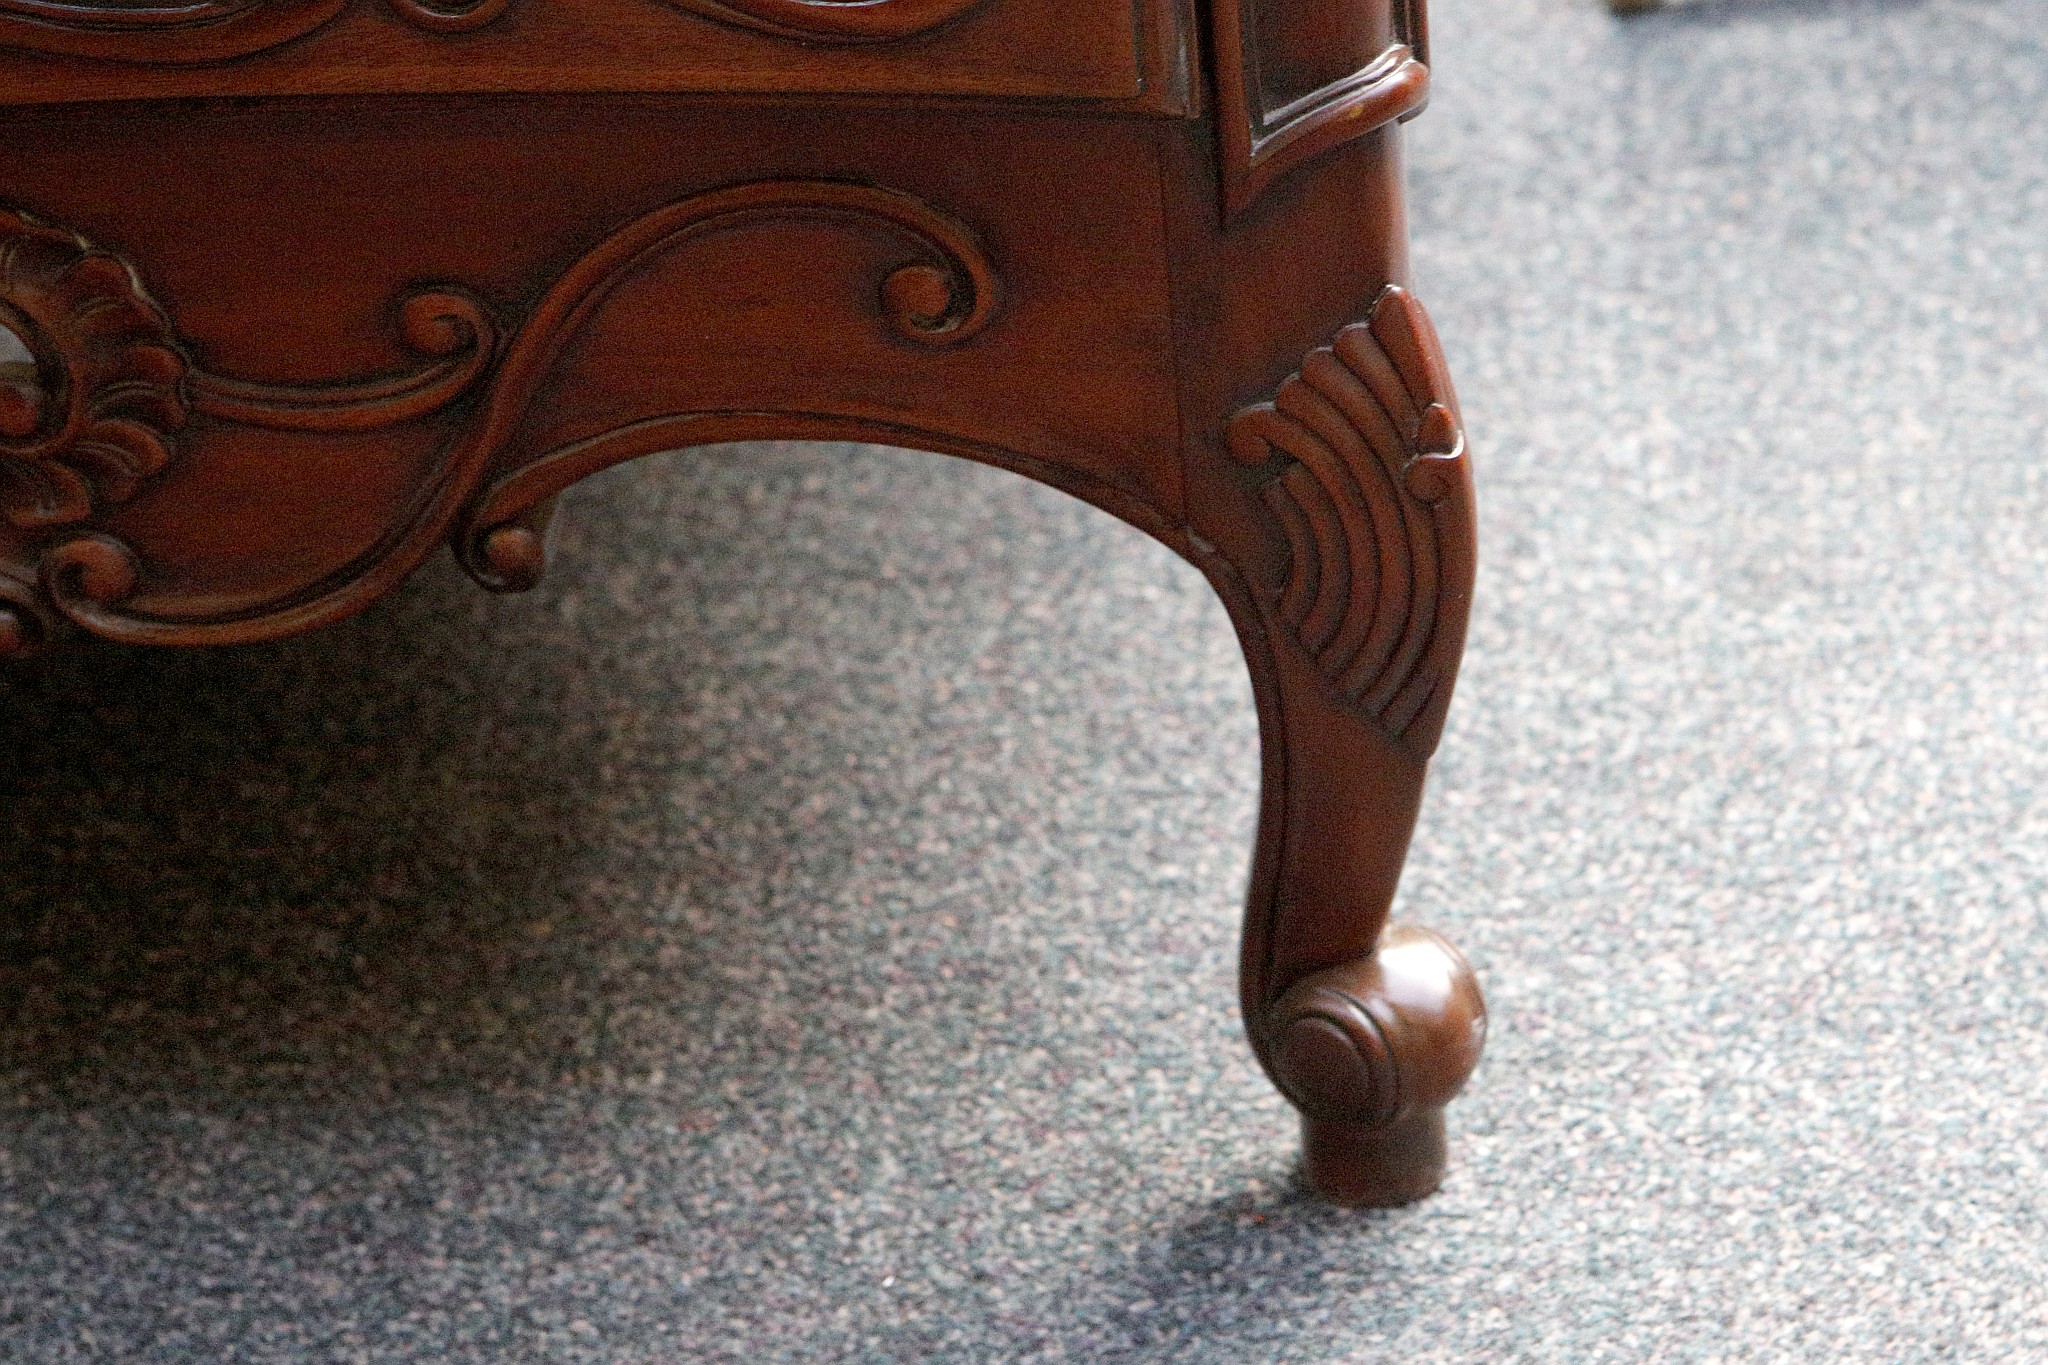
0 208 190 529
1226 285 1474 758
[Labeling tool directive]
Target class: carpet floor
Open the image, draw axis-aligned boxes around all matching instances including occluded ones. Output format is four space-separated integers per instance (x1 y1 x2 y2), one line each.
5 0 2047 1359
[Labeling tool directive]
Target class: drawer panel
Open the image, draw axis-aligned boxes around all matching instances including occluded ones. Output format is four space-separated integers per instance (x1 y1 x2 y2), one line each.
0 0 1194 111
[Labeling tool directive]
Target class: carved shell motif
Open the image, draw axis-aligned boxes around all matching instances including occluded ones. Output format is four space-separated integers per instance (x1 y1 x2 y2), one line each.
1226 285 1474 759
0 208 189 530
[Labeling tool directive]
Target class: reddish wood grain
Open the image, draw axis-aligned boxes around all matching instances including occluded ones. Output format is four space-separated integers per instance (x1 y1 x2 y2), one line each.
0 0 1483 1207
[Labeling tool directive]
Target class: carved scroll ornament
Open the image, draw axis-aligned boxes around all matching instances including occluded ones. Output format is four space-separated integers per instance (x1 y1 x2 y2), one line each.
0 0 344 64
451 177 999 593
0 0 975 63
0 0 516 63
0 180 998 656
1225 285 1473 759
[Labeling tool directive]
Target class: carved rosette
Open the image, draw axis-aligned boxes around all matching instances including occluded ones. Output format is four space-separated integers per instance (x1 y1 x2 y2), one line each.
0 201 507 658
0 208 190 531
1225 285 1474 759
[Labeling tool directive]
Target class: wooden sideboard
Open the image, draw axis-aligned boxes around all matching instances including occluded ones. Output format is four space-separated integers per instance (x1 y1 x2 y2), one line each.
0 0 1484 1207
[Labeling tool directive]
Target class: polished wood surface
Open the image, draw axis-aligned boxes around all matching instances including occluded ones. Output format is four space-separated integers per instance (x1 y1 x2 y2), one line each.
0 0 1196 106
0 0 1483 1206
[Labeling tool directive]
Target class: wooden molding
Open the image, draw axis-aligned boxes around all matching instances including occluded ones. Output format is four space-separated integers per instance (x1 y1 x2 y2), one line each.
1209 0 1432 219
384 0 518 33
0 0 516 64
0 0 989 66
190 290 501 434
0 0 1170 111
1224 285 1472 759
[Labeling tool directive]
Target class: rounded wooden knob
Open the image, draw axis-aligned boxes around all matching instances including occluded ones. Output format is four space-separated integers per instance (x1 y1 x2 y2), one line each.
881 263 959 336
481 524 548 593
1266 924 1486 1127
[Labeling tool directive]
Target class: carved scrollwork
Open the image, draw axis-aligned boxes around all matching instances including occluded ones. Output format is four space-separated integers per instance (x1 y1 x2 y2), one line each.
658 0 987 44
452 178 1000 593
0 0 346 63
41 530 139 622
190 288 501 433
1225 285 1473 759
0 567 53 658
0 0 520 63
0 180 999 649
0 0 965 65
0 208 190 531
0 202 498 532
0 202 509 651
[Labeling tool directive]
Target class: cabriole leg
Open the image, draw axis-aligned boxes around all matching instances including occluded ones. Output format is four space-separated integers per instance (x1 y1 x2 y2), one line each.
1191 285 1486 1205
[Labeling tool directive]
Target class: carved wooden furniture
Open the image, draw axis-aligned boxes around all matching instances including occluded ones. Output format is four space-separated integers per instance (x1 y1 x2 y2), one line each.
0 0 1484 1206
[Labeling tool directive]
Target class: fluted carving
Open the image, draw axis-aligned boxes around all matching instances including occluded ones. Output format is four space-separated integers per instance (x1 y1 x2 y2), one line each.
1225 285 1473 759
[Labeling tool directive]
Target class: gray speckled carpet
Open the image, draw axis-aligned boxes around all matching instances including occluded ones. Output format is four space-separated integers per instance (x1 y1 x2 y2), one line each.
6 0 2048 1359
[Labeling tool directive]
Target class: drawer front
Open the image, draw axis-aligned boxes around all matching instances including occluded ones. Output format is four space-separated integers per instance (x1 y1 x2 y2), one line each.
0 0 1193 111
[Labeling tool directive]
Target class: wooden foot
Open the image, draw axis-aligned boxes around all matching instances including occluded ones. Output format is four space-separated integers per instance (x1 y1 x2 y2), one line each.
1301 1111 1447 1208
1270 925 1485 1206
